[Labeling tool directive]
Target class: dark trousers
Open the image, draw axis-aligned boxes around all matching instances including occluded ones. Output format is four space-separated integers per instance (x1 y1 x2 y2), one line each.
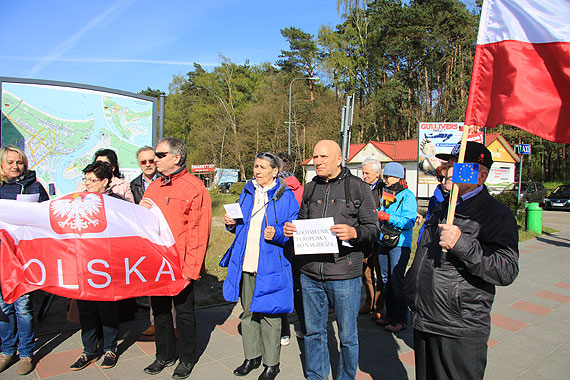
414 329 488 380
379 246 410 324
76 300 120 355
151 282 196 364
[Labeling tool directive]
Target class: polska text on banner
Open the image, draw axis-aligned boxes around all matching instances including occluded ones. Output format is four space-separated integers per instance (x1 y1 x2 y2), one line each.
0 193 188 303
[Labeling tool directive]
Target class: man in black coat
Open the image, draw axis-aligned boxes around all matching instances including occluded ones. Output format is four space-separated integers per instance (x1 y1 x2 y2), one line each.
130 146 157 204
284 140 379 380
404 141 519 380
129 145 157 332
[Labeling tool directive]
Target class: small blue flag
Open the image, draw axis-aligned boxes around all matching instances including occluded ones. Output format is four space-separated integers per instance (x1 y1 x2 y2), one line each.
452 163 479 184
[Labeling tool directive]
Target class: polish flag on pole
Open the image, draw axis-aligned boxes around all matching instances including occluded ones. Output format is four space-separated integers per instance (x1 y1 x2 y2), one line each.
465 0 570 143
0 193 189 303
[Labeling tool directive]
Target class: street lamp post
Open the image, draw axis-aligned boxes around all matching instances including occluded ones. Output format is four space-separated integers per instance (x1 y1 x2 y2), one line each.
288 77 319 154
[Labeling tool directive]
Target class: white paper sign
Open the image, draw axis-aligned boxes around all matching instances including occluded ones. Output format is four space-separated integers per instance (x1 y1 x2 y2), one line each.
293 217 339 255
16 193 40 203
223 203 244 219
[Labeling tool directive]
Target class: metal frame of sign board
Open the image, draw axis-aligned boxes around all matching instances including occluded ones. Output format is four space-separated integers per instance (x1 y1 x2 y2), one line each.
0 76 159 146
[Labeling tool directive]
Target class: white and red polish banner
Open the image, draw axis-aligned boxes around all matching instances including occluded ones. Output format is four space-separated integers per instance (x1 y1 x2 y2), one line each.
0 192 189 303
465 0 570 144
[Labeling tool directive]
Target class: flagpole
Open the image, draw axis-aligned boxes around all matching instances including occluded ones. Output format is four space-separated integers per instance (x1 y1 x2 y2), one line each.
445 125 470 226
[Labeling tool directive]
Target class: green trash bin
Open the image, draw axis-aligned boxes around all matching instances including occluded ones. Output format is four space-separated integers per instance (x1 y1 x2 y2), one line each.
526 202 542 234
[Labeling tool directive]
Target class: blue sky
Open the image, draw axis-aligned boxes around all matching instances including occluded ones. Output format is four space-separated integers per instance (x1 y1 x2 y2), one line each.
1 0 342 94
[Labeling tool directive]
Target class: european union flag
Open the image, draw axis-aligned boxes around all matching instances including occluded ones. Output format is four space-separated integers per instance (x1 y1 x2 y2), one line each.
452 163 479 184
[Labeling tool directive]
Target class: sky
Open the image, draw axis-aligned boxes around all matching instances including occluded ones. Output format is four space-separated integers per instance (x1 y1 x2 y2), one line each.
1 0 343 94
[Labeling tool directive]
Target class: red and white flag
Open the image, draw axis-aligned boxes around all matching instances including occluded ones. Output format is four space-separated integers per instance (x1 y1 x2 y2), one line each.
465 0 570 143
0 193 189 303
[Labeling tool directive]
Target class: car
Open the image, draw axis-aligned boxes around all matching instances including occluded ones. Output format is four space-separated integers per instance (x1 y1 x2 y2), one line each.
542 184 570 210
218 182 233 193
500 181 548 205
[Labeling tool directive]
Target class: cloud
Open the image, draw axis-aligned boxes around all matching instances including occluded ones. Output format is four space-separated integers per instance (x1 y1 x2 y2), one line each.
4 56 219 67
27 0 137 76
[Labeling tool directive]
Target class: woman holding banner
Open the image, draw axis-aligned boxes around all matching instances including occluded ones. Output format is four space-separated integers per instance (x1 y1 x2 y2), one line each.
69 161 122 371
75 148 134 203
221 152 299 380
0 145 49 376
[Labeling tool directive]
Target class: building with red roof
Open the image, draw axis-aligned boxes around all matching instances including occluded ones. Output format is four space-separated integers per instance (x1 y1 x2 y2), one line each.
302 134 519 198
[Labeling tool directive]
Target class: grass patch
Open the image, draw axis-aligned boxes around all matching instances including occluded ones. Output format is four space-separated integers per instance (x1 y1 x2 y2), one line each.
544 181 565 192
518 226 557 242
195 192 237 306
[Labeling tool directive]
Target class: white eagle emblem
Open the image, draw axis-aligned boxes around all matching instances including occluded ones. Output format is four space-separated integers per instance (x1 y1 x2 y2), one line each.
50 193 104 233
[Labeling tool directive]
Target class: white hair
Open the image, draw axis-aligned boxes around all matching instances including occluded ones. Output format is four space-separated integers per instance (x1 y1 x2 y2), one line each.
362 157 381 173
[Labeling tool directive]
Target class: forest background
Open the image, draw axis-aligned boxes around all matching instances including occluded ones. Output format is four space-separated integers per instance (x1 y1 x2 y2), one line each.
141 0 568 184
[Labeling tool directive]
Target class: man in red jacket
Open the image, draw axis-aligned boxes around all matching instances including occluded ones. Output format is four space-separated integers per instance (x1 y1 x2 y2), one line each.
140 137 212 380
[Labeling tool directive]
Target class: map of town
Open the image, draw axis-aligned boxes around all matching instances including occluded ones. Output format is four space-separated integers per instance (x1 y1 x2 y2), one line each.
1 82 154 195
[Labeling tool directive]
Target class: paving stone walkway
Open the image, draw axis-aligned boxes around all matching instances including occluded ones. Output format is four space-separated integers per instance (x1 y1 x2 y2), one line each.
1 229 569 380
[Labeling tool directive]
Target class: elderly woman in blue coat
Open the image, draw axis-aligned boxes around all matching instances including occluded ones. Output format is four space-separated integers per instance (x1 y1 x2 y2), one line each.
375 162 417 333
222 152 299 380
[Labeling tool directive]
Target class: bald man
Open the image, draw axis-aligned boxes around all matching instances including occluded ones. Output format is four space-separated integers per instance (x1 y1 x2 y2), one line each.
284 140 379 380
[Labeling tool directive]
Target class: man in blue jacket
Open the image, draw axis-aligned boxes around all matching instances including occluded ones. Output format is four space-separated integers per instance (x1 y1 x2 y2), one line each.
284 140 379 380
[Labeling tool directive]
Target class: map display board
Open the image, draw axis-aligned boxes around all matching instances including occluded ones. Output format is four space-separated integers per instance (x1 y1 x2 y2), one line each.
1 78 156 196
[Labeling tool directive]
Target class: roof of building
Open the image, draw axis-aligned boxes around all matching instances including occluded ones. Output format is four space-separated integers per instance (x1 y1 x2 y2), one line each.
301 134 518 165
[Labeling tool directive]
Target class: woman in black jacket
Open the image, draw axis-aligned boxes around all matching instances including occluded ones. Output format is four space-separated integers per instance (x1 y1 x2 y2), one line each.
0 145 48 376
69 161 122 371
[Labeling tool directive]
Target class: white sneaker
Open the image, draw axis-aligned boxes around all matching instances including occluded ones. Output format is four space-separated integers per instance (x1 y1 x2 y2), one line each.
280 336 290 346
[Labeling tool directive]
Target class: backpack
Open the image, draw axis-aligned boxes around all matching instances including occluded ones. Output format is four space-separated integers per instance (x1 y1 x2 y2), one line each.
302 172 364 210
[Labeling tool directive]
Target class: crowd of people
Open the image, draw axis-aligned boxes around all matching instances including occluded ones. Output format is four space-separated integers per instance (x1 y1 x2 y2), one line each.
0 138 519 380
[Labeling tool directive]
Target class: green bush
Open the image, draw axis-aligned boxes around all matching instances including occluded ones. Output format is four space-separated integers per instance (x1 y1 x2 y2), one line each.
230 181 246 195
494 191 525 225
494 191 520 216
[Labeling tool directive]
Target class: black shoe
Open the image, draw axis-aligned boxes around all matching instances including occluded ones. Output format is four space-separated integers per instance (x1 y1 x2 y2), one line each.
258 364 280 380
144 359 176 375
172 362 195 379
100 351 118 369
233 356 261 376
70 353 98 371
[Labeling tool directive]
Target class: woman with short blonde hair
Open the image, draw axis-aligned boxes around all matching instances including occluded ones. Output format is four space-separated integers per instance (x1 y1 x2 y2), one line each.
0 144 48 376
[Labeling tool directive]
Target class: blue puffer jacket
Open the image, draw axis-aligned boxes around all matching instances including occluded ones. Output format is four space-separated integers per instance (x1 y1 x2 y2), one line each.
0 170 49 201
222 179 299 314
379 188 417 248
417 184 446 244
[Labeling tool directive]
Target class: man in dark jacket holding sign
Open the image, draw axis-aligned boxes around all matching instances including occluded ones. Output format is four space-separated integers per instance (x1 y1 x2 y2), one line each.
284 140 379 380
404 141 519 380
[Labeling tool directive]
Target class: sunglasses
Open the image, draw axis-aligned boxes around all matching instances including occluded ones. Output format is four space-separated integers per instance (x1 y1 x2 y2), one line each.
257 152 275 159
155 152 169 159
139 159 155 165
84 177 102 184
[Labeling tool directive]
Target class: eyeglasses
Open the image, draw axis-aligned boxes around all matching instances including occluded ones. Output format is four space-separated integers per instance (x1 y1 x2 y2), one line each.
84 177 102 184
382 175 391 180
139 159 155 165
155 152 169 159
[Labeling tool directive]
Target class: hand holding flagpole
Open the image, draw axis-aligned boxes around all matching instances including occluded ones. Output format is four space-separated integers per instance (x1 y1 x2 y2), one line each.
441 125 471 253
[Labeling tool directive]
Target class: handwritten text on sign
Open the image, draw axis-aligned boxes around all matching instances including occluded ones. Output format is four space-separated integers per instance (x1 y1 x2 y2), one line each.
293 217 339 255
